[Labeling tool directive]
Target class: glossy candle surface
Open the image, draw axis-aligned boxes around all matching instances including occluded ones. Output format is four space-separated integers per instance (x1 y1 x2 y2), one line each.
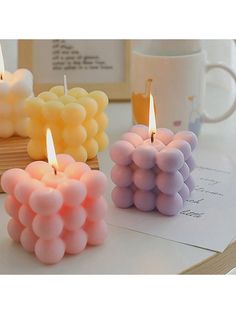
1 154 108 264
110 125 197 216
24 86 109 161
0 69 33 138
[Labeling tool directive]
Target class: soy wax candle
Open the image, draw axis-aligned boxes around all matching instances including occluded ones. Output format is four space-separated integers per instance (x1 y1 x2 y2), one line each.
0 44 33 138
1 128 108 264
110 94 197 215
24 77 109 162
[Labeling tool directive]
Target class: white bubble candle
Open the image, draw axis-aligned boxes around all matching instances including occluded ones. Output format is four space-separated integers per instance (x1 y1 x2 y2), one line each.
0 44 33 138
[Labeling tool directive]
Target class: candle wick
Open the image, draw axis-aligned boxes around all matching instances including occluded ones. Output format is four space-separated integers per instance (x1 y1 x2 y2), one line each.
0 73 3 80
52 165 57 175
151 132 155 143
64 74 68 95
145 78 153 97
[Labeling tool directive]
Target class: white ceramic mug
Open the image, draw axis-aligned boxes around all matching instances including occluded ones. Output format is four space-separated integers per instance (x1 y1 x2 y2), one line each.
131 50 236 134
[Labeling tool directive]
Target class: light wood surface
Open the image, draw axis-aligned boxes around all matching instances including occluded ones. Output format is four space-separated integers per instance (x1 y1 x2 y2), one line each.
0 136 99 192
182 241 236 274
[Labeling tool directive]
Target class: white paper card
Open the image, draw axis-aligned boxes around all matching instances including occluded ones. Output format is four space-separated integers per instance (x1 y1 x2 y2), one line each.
107 150 236 252
32 40 125 84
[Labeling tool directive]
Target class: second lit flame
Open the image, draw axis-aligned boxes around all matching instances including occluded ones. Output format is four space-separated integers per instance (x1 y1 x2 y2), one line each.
148 93 156 142
46 128 58 174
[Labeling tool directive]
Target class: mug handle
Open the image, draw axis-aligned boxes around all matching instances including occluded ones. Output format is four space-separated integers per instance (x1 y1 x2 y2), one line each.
201 63 236 123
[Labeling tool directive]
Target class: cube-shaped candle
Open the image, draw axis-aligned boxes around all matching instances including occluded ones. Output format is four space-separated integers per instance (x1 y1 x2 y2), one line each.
24 86 109 162
110 125 197 215
0 69 33 138
1 152 108 264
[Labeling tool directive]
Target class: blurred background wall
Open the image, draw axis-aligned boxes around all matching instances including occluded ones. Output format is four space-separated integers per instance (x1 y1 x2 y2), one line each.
1 39 236 97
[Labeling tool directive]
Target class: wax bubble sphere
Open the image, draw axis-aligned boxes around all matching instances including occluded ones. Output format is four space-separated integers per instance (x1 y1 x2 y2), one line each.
63 229 88 254
63 206 87 231
132 146 157 169
58 179 87 207
1 168 30 194
112 187 134 208
110 127 197 215
20 228 38 253
32 214 64 240
185 175 195 193
186 156 196 172
29 187 63 215
155 128 174 145
156 148 184 172
85 196 108 221
121 132 143 147
19 205 36 228
156 171 183 195
174 131 198 151
14 179 43 204
4 195 21 220
111 165 133 187
65 162 90 180
25 87 109 162
178 184 190 202
85 220 108 246
178 163 190 181
168 139 191 160
156 193 183 216
89 90 108 113
80 170 107 199
61 103 86 125
110 140 134 166
7 219 24 242
83 138 99 159
96 113 108 130
134 190 156 211
133 169 156 191
130 124 149 140
25 161 54 180
56 154 75 171
35 238 65 264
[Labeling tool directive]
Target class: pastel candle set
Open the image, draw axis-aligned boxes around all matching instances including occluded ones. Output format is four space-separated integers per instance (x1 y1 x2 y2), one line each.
1 129 108 264
110 125 197 215
0 45 33 138
24 85 109 162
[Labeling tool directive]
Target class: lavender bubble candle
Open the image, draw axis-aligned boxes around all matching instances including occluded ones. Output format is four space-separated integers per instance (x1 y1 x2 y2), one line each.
110 94 198 216
110 126 197 215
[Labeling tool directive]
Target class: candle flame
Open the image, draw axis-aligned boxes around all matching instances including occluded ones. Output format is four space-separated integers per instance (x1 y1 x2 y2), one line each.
148 93 156 141
0 44 5 79
46 128 58 173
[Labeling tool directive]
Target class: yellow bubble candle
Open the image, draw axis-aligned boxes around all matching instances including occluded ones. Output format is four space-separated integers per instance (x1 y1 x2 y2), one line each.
0 45 33 138
24 79 109 162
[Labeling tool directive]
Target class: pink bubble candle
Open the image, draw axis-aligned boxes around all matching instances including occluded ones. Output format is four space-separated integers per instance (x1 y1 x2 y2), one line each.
1 129 108 264
110 94 198 216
